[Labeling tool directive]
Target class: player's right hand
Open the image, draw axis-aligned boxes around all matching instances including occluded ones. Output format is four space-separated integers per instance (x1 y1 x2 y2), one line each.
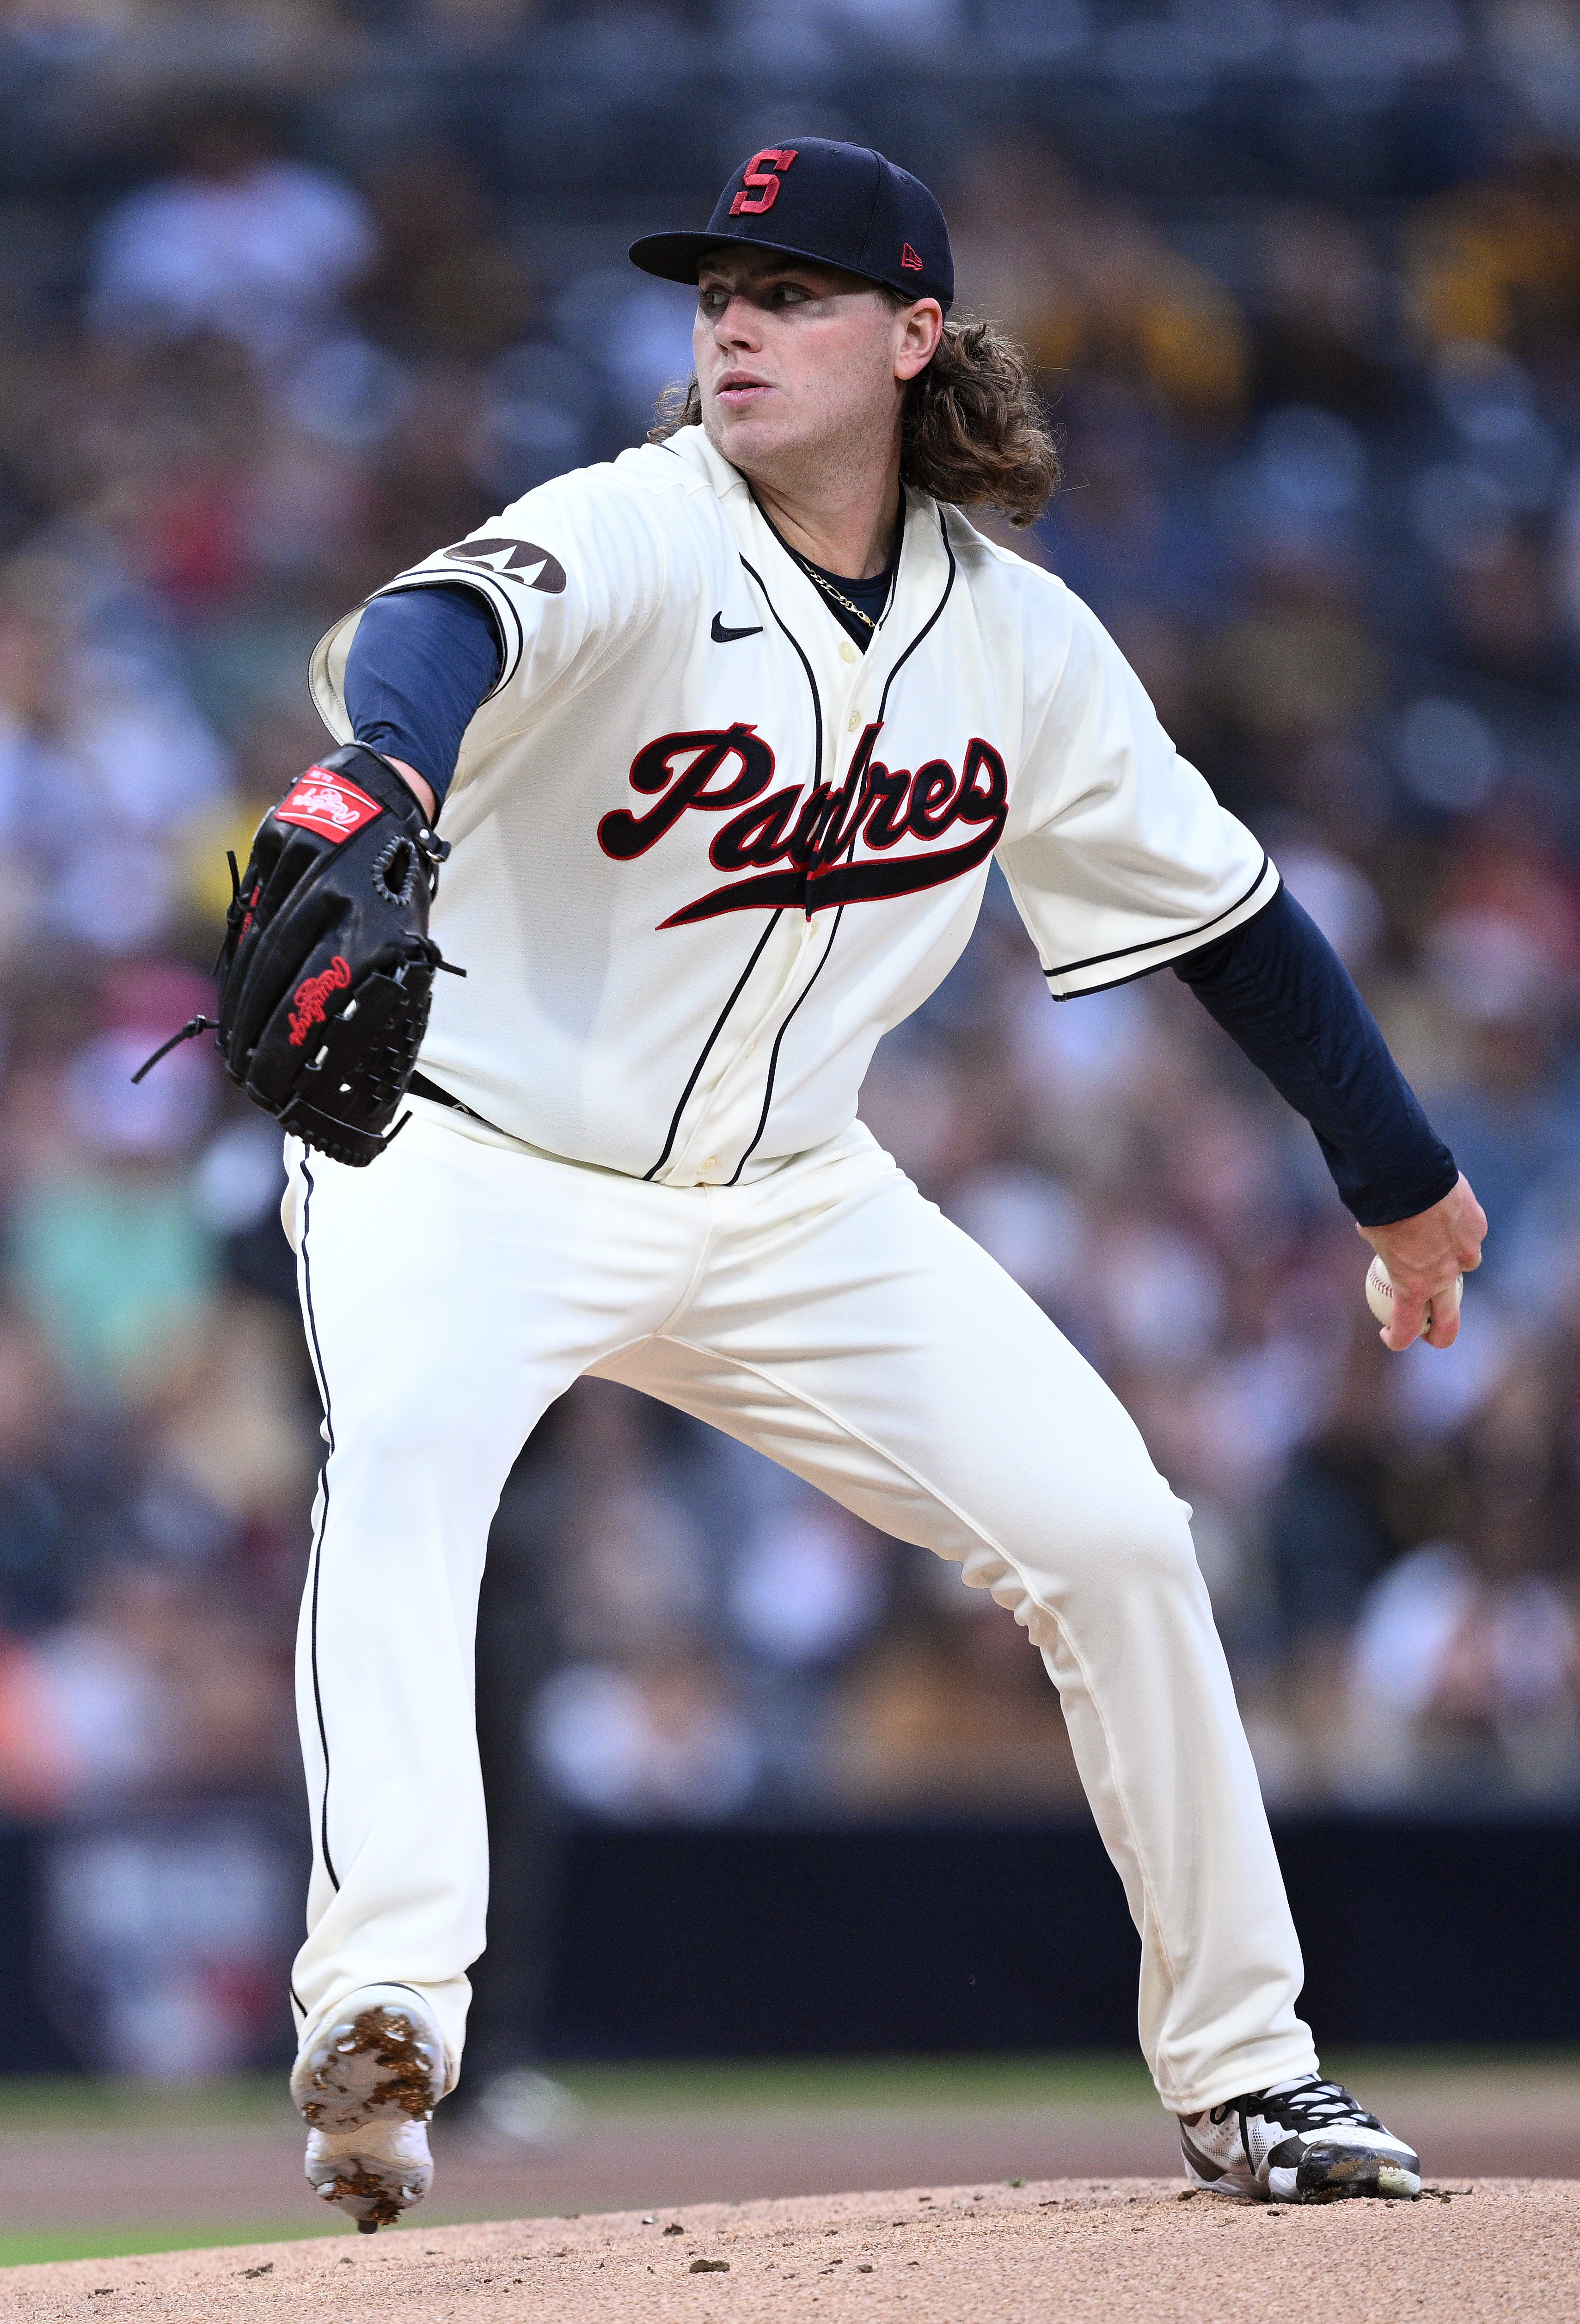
1357 1172 1488 1353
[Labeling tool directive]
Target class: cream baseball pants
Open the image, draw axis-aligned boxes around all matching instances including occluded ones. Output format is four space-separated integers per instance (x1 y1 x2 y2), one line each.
283 1102 1318 2116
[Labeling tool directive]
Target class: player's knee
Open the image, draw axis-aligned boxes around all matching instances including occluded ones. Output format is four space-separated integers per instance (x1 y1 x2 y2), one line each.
1081 1482 1197 1587
961 1472 1196 1620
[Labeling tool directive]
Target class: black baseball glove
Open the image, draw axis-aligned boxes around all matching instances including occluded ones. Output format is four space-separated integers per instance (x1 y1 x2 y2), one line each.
139 745 459 1167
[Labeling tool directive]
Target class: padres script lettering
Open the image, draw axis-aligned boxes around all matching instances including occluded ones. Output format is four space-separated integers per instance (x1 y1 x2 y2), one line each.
597 721 1008 927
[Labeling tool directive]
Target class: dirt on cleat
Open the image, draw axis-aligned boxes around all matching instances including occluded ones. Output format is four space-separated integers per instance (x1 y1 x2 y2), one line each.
294 1989 447 2229
295 2004 441 2131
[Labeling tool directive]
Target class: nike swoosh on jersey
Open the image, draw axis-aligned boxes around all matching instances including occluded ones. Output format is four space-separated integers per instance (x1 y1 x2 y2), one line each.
710 613 764 643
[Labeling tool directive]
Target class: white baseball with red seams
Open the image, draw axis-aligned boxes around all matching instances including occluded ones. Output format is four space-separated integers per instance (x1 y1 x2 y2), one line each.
1366 1253 1463 1330
287 424 1322 2174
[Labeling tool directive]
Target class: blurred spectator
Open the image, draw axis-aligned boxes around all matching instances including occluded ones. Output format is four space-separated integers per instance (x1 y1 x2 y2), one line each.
1342 1348 1580 1805
7 963 221 1397
1402 149 1580 369
950 142 1249 427
0 1558 288 1815
826 1570 1084 1813
1249 204 1397 418
728 1498 887 1669
86 95 376 370
534 1651 759 1820
356 150 536 361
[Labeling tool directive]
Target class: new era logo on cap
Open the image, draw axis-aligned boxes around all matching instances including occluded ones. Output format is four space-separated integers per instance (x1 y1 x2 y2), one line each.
629 137 955 314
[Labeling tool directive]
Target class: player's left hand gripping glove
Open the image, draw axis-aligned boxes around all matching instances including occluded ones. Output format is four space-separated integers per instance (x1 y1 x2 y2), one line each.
161 746 459 1167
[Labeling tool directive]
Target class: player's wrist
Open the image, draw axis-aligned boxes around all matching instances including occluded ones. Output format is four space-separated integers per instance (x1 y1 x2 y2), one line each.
373 754 439 825
302 744 443 845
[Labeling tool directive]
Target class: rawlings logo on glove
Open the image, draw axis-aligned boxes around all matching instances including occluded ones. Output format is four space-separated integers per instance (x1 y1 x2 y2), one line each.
289 955 353 1045
276 771 384 842
134 745 459 1169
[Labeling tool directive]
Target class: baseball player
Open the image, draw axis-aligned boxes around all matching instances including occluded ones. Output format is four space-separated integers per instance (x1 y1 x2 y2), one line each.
200 141 1485 2225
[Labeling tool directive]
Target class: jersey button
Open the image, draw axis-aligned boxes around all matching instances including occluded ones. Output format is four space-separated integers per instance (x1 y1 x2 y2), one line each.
847 710 861 732
839 639 857 663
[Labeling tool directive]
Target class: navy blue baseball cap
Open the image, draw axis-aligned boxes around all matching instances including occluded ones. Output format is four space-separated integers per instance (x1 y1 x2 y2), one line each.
629 138 954 314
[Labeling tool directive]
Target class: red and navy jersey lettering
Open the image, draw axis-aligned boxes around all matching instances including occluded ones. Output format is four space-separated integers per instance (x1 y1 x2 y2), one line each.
598 720 1008 928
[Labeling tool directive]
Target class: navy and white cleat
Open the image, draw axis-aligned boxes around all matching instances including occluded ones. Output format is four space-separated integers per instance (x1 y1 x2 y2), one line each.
1178 2074 1421 2204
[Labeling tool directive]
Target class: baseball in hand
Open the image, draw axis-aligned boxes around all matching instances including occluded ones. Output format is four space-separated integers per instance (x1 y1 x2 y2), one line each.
1366 1253 1463 1332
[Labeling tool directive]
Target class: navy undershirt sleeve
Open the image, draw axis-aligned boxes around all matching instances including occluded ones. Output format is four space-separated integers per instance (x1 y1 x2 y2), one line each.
343 584 502 807
1173 885 1458 1226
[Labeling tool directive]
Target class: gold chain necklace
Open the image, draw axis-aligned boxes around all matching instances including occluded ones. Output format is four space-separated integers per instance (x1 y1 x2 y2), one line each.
797 559 881 631
750 489 898 633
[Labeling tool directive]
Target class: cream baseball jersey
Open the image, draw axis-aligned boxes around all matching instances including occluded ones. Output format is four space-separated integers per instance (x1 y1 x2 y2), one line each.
309 424 1278 1187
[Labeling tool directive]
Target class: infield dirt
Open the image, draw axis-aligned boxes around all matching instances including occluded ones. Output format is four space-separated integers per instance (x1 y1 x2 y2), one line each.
2 2177 1571 2323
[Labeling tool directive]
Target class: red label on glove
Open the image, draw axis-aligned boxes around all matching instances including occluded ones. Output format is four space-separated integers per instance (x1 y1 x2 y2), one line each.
288 955 352 1046
276 770 383 842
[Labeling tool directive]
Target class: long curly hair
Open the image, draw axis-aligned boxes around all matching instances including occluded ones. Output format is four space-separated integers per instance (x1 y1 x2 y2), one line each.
648 309 1061 529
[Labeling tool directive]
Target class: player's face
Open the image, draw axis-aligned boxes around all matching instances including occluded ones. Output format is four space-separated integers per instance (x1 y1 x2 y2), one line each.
692 249 940 479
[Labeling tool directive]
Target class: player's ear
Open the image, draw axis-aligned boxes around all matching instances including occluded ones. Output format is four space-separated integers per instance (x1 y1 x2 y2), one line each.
894 298 943 382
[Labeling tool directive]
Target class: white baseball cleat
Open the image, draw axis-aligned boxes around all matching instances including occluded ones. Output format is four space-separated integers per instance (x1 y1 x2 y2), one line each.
291 1985 448 2232
1178 2073 1421 2203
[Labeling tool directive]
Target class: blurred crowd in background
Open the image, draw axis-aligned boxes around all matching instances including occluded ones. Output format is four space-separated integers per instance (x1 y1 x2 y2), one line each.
0 0 1578 2069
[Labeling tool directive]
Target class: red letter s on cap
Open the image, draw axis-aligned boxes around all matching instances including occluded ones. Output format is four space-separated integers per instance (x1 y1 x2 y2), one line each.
729 149 798 216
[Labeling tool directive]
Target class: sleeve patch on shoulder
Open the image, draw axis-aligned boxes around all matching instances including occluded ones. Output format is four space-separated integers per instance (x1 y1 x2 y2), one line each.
443 538 567 594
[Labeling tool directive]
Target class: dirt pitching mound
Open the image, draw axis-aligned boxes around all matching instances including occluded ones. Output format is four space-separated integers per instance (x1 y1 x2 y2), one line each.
3 2177 1572 2321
